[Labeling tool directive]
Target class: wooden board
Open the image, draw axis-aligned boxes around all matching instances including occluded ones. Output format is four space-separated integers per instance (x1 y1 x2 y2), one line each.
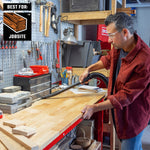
12 126 36 137
0 125 38 150
3 119 25 128
61 10 112 21
0 90 106 150
0 131 27 150
61 8 136 25
0 140 7 150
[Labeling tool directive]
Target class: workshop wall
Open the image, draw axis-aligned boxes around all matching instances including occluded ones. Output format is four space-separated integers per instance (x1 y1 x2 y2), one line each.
135 7 150 47
0 0 73 91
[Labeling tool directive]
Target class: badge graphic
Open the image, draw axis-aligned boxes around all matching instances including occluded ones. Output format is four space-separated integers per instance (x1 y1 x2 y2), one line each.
3 3 31 41
4 13 27 33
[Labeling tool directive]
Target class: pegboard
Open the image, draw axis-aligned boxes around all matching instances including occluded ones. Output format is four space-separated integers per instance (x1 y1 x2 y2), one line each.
0 0 73 91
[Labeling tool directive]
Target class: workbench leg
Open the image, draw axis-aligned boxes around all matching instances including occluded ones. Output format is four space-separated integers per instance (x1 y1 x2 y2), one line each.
110 118 115 150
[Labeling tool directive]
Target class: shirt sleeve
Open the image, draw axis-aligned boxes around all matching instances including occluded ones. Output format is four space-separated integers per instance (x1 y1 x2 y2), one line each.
100 50 111 70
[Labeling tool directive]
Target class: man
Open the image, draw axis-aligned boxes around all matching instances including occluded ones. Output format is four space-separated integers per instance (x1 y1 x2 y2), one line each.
79 12 150 150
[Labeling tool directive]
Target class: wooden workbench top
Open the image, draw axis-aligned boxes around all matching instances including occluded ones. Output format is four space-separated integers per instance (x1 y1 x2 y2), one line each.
0 89 107 150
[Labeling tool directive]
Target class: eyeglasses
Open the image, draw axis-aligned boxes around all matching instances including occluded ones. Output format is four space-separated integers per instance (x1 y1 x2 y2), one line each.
107 31 119 39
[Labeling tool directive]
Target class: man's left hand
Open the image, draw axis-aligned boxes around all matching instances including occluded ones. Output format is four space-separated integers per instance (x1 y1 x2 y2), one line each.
81 105 95 119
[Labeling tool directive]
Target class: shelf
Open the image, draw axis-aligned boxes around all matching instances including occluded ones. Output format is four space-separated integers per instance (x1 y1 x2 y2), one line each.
60 0 116 25
61 10 112 25
61 8 136 25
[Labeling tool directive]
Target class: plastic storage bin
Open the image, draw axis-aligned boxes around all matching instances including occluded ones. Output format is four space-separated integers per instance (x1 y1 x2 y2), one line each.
30 65 49 74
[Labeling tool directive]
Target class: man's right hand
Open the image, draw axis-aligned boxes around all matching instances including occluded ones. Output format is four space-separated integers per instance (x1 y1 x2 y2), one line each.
79 60 104 83
79 69 89 83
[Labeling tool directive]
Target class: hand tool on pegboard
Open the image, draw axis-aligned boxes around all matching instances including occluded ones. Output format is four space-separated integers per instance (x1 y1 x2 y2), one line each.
11 41 14 49
36 42 43 64
0 34 2 49
31 41 35 58
8 41 11 49
0 45 4 82
39 4 43 32
14 41 17 49
47 43 50 66
34 41 37 62
56 40 60 72
6 40 11 68
11 41 16 71
8 40 10 49
1 35 4 49
3 40 6 49
6 42 11 68
45 2 53 37
38 42 43 65
8 41 11 68
44 5 48 36
44 42 47 66
35 42 39 62
51 40 60 82
22 50 27 68
14 45 17 74
27 49 32 66
46 43 48 66
39 2 47 32
56 40 61 81
51 5 61 34
52 40 56 69
35 0 47 32
4 41 8 49
47 42 52 72
30 41 34 57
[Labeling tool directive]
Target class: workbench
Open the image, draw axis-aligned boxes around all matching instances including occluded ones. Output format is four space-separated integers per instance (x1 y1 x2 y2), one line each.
0 88 107 150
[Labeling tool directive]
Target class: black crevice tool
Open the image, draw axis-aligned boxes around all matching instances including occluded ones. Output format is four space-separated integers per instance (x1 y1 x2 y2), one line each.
42 72 108 99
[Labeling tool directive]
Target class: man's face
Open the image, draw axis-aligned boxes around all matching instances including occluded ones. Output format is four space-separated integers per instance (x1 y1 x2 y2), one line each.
106 23 124 49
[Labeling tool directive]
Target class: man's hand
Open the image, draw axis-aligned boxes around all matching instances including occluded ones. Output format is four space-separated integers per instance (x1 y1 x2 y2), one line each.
81 100 113 120
81 105 95 119
79 69 89 83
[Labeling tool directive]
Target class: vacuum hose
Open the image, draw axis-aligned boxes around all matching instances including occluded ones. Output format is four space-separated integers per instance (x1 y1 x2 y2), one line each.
42 72 108 99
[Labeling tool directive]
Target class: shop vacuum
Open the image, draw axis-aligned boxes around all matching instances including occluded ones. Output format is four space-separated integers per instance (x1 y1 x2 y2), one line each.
42 72 108 99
